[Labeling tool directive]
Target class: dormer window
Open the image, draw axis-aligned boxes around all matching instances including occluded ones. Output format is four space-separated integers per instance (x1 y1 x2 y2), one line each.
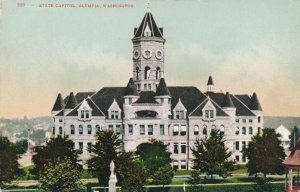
175 111 184 119
80 110 90 119
111 111 119 119
160 98 164 104
204 110 214 119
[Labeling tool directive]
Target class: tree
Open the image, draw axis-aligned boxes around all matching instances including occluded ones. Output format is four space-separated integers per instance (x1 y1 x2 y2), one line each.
0 136 21 185
87 130 124 186
289 126 300 150
117 153 148 192
152 164 174 190
136 139 172 176
15 139 28 154
191 129 234 179
31 135 81 178
245 128 286 178
39 157 86 192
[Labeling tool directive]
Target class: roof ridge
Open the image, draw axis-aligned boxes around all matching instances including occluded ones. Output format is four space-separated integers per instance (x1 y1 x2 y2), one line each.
87 97 105 116
188 97 209 117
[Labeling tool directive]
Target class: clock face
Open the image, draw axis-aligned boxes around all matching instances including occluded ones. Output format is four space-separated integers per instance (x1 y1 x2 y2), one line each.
143 49 152 59
156 49 163 60
133 50 140 60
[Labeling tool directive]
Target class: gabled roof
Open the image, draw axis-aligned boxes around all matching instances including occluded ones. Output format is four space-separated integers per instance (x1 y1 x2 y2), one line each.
284 138 300 167
207 76 214 86
124 78 139 96
134 12 163 38
221 92 235 108
63 92 95 105
235 94 251 106
64 92 78 109
168 87 207 115
135 91 158 104
52 93 65 111
67 97 105 117
91 87 126 117
248 92 262 111
190 98 229 117
155 78 171 96
205 92 256 116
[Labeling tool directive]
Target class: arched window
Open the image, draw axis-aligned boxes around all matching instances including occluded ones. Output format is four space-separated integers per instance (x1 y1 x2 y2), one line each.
194 125 199 135
96 125 101 133
242 127 246 135
220 125 225 135
156 67 161 80
79 125 83 135
59 127 63 135
136 67 139 80
70 125 75 135
87 125 92 135
258 116 261 123
203 125 207 135
249 127 253 135
145 66 150 80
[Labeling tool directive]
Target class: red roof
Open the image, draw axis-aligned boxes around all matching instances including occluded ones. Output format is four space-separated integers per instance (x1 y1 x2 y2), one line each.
284 138 300 169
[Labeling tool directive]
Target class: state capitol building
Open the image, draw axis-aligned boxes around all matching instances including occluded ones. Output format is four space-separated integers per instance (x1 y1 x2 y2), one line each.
51 10 263 170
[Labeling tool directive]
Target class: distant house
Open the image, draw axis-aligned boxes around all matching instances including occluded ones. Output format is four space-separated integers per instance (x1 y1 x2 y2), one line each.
275 125 291 152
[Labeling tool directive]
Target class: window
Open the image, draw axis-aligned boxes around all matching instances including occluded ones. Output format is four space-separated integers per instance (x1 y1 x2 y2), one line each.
220 125 225 135
258 127 261 133
80 110 90 119
136 67 139 80
59 119 63 123
144 84 147 90
242 141 246 151
173 125 179 136
235 127 239 135
160 98 164 104
111 111 119 119
173 160 179 170
160 125 164 135
181 160 187 169
156 67 161 80
242 127 246 135
148 84 151 90
181 143 186 154
203 126 207 135
79 125 83 135
175 111 184 119
235 141 239 150
205 110 214 119
129 98 132 104
242 155 246 162
85 110 89 119
108 124 114 131
168 98 171 104
258 116 261 123
148 125 153 135
128 124 133 135
174 143 179 154
52 127 55 135
145 66 150 80
140 125 145 135
249 127 253 135
249 119 253 123
236 119 239 123
242 119 246 123
116 125 121 135
96 125 100 133
70 125 75 135
194 125 199 135
180 125 186 136
81 111 85 118
78 142 83 154
87 125 92 135
235 155 240 162
59 127 63 135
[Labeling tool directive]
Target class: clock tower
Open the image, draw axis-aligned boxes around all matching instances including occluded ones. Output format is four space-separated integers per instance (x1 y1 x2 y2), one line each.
132 11 165 92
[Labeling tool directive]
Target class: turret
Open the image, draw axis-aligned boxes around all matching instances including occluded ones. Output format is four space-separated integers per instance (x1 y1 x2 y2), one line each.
51 93 64 115
154 78 171 104
132 11 165 91
64 92 78 115
207 76 214 92
124 78 139 105
221 92 236 118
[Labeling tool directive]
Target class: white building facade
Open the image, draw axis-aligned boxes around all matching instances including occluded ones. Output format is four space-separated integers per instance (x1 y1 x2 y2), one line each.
51 11 264 170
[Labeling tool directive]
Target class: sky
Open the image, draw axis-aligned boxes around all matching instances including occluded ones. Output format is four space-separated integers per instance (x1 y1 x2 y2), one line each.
1 0 300 118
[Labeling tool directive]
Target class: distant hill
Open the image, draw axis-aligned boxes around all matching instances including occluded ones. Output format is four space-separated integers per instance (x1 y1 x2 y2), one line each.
264 116 300 131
